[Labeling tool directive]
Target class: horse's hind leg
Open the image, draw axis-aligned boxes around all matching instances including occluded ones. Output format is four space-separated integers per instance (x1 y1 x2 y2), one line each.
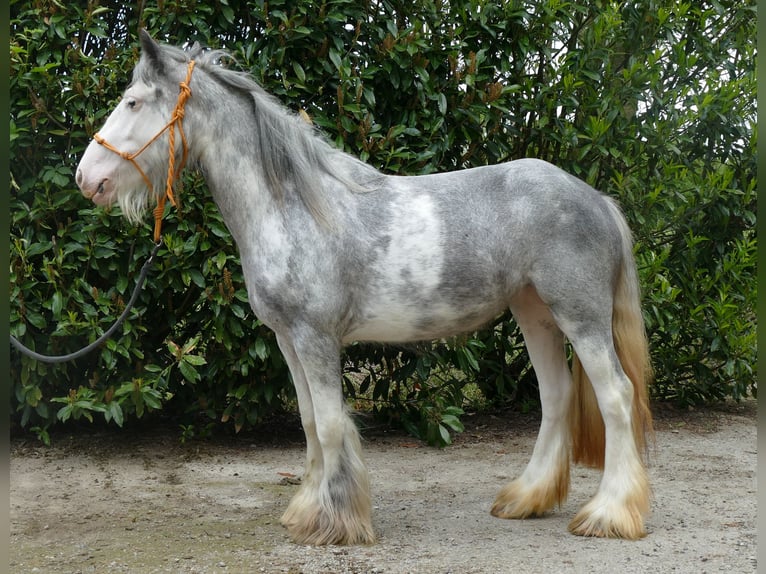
565 331 649 539
492 285 572 519
277 328 374 545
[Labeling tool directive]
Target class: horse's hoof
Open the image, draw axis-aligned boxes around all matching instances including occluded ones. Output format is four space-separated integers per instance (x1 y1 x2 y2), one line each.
282 512 376 546
568 503 647 539
491 470 569 520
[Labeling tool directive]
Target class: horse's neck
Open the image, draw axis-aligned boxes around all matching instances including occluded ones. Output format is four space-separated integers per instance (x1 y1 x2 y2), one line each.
195 144 337 265
202 158 284 234
186 93 381 250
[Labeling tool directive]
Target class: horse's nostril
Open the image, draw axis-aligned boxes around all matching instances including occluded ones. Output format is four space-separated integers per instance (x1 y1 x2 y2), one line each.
76 168 83 186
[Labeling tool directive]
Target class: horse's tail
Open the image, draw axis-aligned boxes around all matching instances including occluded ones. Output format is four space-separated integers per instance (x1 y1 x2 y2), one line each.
570 197 653 469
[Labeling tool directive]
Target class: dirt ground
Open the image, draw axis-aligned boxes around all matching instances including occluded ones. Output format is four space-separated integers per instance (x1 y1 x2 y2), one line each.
10 401 757 574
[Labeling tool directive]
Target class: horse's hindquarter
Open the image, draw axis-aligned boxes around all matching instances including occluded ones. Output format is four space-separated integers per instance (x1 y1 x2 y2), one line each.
342 159 621 344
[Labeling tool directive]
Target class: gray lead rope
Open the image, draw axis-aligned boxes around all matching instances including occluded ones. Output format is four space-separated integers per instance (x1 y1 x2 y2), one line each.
10 240 163 364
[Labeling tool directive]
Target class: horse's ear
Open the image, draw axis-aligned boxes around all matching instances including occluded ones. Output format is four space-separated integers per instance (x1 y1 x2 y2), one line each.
138 29 165 75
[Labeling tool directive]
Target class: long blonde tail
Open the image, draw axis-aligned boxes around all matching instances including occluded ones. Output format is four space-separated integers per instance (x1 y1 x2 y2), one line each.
570 199 653 469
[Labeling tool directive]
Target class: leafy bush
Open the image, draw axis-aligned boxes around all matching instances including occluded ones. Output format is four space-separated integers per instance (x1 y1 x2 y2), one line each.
10 0 755 445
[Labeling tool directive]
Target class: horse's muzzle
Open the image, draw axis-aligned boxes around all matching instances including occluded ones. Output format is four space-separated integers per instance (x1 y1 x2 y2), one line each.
76 166 115 207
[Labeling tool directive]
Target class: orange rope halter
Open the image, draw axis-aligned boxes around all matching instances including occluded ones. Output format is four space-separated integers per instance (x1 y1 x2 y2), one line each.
94 60 196 242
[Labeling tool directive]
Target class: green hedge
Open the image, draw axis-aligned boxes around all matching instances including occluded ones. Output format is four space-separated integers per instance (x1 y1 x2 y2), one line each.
10 0 756 445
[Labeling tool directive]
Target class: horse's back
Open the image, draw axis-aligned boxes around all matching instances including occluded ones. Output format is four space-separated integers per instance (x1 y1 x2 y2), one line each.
390 158 623 282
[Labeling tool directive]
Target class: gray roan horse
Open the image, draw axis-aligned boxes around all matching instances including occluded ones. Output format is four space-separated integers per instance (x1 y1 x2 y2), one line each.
76 31 653 545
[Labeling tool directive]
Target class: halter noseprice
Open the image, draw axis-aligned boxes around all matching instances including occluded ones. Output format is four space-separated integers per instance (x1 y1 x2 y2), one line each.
93 59 196 242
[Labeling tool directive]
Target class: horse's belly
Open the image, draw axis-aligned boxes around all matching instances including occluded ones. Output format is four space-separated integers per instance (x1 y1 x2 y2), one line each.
343 297 505 343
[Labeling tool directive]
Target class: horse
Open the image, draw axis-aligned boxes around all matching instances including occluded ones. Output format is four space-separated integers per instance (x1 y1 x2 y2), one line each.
76 30 653 545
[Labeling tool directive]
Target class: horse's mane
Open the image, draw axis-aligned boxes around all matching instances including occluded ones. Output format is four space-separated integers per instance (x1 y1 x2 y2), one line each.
135 40 378 225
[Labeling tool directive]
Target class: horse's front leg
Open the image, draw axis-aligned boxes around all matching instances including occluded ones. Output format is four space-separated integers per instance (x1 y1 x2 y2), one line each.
276 335 322 531
277 328 375 545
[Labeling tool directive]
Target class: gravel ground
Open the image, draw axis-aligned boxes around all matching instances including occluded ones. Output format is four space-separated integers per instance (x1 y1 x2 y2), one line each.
10 401 756 573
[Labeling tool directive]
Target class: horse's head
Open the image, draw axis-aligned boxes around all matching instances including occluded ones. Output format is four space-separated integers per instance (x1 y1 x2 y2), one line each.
76 30 192 226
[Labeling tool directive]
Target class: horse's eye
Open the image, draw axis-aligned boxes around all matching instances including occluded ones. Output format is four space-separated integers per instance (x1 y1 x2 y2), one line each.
126 98 137 109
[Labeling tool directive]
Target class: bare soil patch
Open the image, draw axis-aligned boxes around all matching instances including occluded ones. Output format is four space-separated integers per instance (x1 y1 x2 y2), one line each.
10 401 756 573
